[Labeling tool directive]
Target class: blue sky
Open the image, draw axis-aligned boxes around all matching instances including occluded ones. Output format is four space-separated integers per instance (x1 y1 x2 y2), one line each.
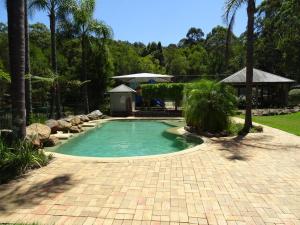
0 0 262 46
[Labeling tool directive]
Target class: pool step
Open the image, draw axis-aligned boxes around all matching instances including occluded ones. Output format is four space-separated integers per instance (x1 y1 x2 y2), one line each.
82 122 97 127
52 133 73 140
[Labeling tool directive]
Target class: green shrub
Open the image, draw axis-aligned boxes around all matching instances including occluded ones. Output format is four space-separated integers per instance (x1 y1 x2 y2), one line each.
29 113 48 124
183 80 237 133
0 139 51 184
288 89 300 105
141 83 185 109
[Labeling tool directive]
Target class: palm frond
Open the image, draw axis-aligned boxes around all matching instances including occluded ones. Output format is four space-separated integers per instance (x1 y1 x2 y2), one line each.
82 0 96 17
223 0 246 69
0 69 10 82
30 75 56 84
90 19 113 39
58 0 113 39
66 80 91 87
28 0 49 16
223 0 245 24
29 69 58 84
225 10 236 66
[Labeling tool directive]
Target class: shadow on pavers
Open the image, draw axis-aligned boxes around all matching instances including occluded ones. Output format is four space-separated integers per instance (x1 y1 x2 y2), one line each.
0 174 74 212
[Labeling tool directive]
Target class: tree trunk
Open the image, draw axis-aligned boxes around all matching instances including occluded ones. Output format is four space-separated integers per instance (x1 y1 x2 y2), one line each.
24 0 32 125
243 0 255 133
7 0 26 140
55 82 62 118
81 35 89 114
49 6 62 119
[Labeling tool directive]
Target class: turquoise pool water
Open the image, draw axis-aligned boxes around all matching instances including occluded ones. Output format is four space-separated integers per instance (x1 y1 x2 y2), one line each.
54 120 202 157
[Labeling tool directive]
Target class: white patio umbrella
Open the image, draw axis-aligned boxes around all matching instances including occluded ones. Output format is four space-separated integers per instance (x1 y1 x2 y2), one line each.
112 73 174 83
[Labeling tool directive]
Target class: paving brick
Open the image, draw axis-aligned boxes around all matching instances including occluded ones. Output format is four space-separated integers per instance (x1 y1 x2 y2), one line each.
0 122 299 225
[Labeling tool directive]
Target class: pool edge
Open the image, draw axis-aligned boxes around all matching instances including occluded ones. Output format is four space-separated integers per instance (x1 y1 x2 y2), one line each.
45 117 206 162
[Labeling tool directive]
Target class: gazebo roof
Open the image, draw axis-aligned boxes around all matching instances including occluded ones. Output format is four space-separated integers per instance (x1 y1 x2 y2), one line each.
221 68 295 84
108 84 136 93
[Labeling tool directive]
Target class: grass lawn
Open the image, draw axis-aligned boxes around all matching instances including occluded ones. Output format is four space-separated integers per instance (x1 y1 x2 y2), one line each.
238 112 300 136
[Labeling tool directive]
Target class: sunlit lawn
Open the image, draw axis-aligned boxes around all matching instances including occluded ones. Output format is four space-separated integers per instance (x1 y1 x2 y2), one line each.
238 112 300 136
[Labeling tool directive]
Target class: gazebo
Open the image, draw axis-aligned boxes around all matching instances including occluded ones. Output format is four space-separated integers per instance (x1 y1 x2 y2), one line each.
221 68 295 107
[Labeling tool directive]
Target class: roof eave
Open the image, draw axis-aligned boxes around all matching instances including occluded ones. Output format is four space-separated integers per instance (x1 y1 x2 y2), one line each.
223 81 296 85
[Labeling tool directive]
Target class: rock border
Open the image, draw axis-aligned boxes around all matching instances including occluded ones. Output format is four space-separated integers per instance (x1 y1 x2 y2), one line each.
25 110 104 148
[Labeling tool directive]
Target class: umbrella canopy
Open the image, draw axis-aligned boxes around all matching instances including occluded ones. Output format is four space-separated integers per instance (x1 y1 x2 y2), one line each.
112 73 173 83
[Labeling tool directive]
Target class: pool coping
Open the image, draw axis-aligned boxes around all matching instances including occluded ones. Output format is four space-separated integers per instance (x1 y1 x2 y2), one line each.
45 117 208 162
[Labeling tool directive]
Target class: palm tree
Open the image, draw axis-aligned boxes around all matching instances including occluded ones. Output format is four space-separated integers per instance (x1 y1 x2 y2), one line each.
61 0 112 114
224 0 256 133
29 0 63 119
7 0 26 139
25 0 33 125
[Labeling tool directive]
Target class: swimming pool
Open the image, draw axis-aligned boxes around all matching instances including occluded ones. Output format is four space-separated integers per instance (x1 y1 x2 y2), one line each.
53 120 202 157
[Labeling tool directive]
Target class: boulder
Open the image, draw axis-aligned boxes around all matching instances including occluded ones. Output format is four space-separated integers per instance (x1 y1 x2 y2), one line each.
26 123 51 147
87 110 103 120
26 123 51 143
28 136 41 148
202 131 215 138
57 120 72 132
70 116 82 126
79 115 90 122
184 126 193 133
44 136 61 147
101 115 110 119
63 117 72 123
45 119 59 133
70 126 81 133
262 111 269 116
254 125 263 133
220 131 230 137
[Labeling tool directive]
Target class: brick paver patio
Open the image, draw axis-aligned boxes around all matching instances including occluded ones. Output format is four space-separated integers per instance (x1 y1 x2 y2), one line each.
0 122 300 225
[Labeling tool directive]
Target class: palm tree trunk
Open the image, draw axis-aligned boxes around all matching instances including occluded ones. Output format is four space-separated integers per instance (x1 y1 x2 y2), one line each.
49 5 62 119
49 86 55 118
243 0 255 133
49 9 56 118
24 0 32 125
55 82 62 118
81 35 89 114
7 0 26 139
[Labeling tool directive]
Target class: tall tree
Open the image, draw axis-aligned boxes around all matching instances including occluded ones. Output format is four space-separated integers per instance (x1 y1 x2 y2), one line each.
62 0 112 113
25 0 33 124
179 27 204 46
255 0 300 82
29 0 63 118
7 0 26 139
224 0 256 133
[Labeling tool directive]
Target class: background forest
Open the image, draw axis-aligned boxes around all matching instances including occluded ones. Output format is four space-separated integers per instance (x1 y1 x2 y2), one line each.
0 0 299 115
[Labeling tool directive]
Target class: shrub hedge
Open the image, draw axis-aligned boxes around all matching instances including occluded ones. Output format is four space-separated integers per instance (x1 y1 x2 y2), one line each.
141 83 185 109
288 89 300 105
